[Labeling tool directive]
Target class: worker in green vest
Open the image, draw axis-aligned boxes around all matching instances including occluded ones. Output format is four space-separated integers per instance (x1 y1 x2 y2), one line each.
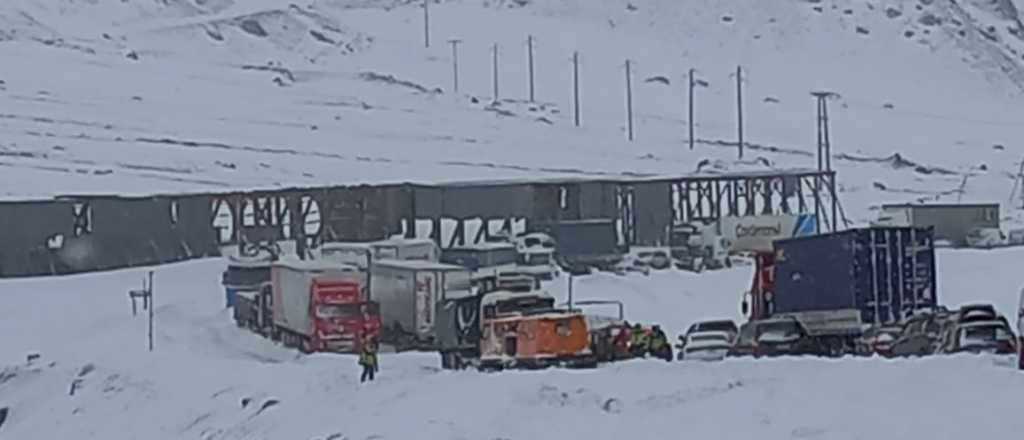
359 335 379 383
630 323 649 358
648 325 672 361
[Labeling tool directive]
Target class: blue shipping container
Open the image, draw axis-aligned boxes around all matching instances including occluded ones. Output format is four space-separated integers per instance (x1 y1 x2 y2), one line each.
772 227 937 325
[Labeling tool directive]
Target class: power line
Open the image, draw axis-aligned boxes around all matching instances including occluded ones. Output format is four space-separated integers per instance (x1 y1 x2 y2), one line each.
840 98 1023 127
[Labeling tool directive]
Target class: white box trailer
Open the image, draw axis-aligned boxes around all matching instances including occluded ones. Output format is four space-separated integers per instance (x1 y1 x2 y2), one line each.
319 238 440 269
271 259 364 339
370 260 473 345
370 237 440 262
440 242 519 291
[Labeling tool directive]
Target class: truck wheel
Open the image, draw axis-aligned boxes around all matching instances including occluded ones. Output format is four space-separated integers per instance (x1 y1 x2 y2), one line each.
725 258 733 268
299 338 314 354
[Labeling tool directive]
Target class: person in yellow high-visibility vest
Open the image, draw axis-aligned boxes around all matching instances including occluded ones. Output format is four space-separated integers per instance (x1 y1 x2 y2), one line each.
359 335 379 383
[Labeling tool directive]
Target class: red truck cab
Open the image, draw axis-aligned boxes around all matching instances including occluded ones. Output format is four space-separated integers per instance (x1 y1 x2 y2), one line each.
309 278 381 353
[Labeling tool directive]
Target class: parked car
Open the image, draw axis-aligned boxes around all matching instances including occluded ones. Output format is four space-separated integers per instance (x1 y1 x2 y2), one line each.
678 331 732 361
854 325 903 357
887 309 955 357
752 317 821 357
678 319 738 352
938 318 1016 355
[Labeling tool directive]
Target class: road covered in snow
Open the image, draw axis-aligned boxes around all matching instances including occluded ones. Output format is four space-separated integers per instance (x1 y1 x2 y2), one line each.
1 247 1022 439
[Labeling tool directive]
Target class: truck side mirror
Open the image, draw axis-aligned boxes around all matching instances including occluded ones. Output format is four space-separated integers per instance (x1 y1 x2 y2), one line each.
741 300 749 316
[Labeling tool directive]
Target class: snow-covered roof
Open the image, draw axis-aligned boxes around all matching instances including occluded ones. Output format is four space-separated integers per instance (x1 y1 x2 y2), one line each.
480 289 554 307
273 258 360 273
371 259 466 272
226 253 275 268
371 237 437 247
686 330 732 342
448 242 516 251
957 320 1009 329
320 242 373 252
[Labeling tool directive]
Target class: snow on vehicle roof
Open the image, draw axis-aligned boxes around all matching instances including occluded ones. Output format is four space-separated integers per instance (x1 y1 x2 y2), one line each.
371 259 467 271
371 237 437 247
225 255 275 268
957 320 1009 329
481 289 554 307
320 242 373 251
448 241 517 251
486 310 581 323
584 315 623 330
686 330 732 341
235 289 260 301
273 258 361 272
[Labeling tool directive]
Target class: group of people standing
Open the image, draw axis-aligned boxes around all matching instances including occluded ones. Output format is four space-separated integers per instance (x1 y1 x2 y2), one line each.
613 322 672 361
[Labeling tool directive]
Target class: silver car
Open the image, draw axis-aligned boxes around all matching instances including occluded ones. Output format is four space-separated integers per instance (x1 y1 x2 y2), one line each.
679 331 732 361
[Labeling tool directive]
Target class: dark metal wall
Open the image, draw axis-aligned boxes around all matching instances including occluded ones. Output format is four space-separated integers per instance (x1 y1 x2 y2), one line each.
0 170 836 278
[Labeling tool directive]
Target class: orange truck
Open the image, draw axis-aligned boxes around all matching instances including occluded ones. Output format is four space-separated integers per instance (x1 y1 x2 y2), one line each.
437 285 596 370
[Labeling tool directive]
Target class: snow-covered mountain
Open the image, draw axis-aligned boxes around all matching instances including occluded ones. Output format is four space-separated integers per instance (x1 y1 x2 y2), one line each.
0 0 1022 225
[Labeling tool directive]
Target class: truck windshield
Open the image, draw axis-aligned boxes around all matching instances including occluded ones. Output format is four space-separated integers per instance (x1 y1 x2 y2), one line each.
316 303 376 319
669 231 693 247
520 253 552 265
696 321 736 334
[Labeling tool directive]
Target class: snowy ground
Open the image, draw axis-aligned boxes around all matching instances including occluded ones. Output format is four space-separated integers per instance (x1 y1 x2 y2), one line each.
0 0 1023 226
1 247 1022 439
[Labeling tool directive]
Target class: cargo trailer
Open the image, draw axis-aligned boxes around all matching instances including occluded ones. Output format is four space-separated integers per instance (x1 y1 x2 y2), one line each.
745 227 938 354
542 219 624 271
370 260 473 350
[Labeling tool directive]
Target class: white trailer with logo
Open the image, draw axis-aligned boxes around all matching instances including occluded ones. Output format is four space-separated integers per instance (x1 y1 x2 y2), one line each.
370 259 473 350
669 214 817 271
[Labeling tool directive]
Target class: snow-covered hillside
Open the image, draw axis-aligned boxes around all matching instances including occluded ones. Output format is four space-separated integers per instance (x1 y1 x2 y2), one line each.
0 0 1022 225
1 248 1023 439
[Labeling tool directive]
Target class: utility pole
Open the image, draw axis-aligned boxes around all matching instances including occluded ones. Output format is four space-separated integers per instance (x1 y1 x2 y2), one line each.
527 35 536 102
127 271 155 352
1014 155 1024 208
735 65 744 159
448 39 461 93
423 0 430 48
491 43 499 103
813 91 839 232
812 91 837 172
572 51 580 127
688 68 695 150
625 59 634 142
147 271 153 352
